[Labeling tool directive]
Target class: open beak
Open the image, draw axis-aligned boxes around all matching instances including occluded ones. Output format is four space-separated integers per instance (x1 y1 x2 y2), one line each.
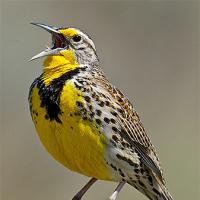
29 23 68 61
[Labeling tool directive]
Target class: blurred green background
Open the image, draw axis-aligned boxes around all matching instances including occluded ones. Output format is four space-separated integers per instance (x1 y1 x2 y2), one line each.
1 1 199 200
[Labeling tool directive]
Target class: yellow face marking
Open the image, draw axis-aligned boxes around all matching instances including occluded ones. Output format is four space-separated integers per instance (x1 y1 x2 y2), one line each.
42 50 78 86
41 28 81 86
59 28 78 38
30 81 113 180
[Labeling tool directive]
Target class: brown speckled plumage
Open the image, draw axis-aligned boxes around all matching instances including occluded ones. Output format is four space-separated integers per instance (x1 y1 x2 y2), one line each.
29 23 173 200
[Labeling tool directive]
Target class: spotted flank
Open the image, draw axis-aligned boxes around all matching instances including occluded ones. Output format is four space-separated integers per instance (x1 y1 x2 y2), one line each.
29 23 173 200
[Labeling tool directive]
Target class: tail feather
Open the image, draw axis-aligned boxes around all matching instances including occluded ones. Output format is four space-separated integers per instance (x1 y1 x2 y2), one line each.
128 179 173 200
147 189 173 200
159 185 173 200
146 189 173 200
154 170 173 200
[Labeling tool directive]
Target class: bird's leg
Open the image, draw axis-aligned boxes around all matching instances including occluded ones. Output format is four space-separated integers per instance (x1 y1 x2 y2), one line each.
72 178 97 200
108 181 126 200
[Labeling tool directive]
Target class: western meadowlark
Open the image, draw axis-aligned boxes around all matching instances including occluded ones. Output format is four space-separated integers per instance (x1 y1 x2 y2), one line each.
29 23 173 200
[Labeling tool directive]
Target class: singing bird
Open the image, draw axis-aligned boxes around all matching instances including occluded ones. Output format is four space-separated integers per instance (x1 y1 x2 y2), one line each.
29 23 173 200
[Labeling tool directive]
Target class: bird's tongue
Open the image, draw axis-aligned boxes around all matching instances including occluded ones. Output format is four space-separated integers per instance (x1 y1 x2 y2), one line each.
52 34 66 49
55 37 62 48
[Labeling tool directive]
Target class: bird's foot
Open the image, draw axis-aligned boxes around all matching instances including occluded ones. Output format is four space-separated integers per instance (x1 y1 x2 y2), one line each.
72 194 82 200
107 181 126 200
108 191 118 200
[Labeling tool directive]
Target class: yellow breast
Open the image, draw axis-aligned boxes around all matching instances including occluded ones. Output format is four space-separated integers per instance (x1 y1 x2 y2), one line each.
30 80 113 180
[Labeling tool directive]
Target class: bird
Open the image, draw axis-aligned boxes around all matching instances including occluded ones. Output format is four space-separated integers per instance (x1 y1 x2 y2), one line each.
29 23 173 200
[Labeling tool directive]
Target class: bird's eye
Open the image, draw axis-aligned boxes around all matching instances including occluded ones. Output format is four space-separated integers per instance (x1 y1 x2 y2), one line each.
72 35 82 42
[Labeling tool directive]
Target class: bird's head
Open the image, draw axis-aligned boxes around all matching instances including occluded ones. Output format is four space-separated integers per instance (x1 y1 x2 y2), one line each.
30 23 98 65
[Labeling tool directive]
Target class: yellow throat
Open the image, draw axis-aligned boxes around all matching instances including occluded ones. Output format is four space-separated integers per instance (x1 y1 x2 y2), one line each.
30 49 113 181
42 27 81 85
42 50 78 86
